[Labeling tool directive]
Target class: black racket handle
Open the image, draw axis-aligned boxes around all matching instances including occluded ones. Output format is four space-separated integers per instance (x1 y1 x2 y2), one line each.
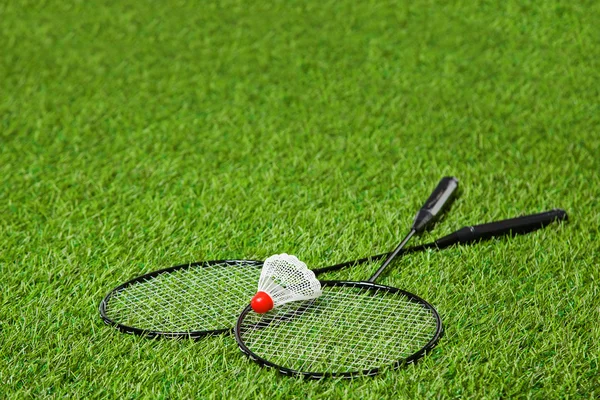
433 208 568 248
412 177 459 233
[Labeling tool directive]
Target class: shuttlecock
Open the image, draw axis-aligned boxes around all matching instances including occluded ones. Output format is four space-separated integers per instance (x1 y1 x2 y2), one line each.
250 254 322 313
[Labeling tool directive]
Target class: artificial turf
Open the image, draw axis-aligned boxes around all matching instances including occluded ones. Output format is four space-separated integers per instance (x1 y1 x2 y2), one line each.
1 0 599 398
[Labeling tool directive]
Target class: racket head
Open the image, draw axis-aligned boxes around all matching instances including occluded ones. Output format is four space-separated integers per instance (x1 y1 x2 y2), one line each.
234 281 443 379
99 259 263 338
99 256 381 339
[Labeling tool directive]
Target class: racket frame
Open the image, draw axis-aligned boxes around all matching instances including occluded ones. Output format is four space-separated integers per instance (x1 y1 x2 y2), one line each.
234 280 443 379
98 256 388 339
99 259 263 338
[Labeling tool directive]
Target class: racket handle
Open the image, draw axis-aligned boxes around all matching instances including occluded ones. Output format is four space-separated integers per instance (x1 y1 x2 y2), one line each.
412 177 459 233
434 208 568 248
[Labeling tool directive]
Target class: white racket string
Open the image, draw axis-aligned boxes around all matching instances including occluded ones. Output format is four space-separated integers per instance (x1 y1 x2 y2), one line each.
104 261 261 332
237 285 438 373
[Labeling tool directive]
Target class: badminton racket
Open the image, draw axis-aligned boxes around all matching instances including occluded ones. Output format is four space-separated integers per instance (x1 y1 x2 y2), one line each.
234 207 567 378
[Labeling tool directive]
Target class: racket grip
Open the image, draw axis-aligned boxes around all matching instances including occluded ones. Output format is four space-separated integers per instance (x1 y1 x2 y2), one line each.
412 177 459 233
434 208 568 248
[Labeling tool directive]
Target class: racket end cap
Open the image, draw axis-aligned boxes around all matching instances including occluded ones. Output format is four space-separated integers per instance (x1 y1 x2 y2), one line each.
251 291 274 313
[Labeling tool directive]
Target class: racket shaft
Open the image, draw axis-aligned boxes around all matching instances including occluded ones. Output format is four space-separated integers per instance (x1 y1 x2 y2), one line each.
314 209 567 275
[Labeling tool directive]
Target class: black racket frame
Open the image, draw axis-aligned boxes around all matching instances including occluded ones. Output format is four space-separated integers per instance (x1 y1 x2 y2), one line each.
99 259 263 338
234 280 443 379
99 257 388 338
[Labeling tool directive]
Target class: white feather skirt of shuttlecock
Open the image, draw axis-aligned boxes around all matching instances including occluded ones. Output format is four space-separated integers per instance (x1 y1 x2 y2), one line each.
258 254 322 307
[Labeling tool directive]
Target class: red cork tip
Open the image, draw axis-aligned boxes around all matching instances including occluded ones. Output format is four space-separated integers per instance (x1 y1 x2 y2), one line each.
250 291 274 313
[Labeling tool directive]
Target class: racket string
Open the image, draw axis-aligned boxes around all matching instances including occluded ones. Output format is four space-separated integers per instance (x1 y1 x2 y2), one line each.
132 269 223 329
362 289 434 362
238 286 438 373
303 289 375 370
112 268 221 328
105 261 261 332
275 295 363 371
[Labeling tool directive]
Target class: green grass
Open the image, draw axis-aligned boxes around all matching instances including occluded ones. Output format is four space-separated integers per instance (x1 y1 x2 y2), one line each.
1 0 599 398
